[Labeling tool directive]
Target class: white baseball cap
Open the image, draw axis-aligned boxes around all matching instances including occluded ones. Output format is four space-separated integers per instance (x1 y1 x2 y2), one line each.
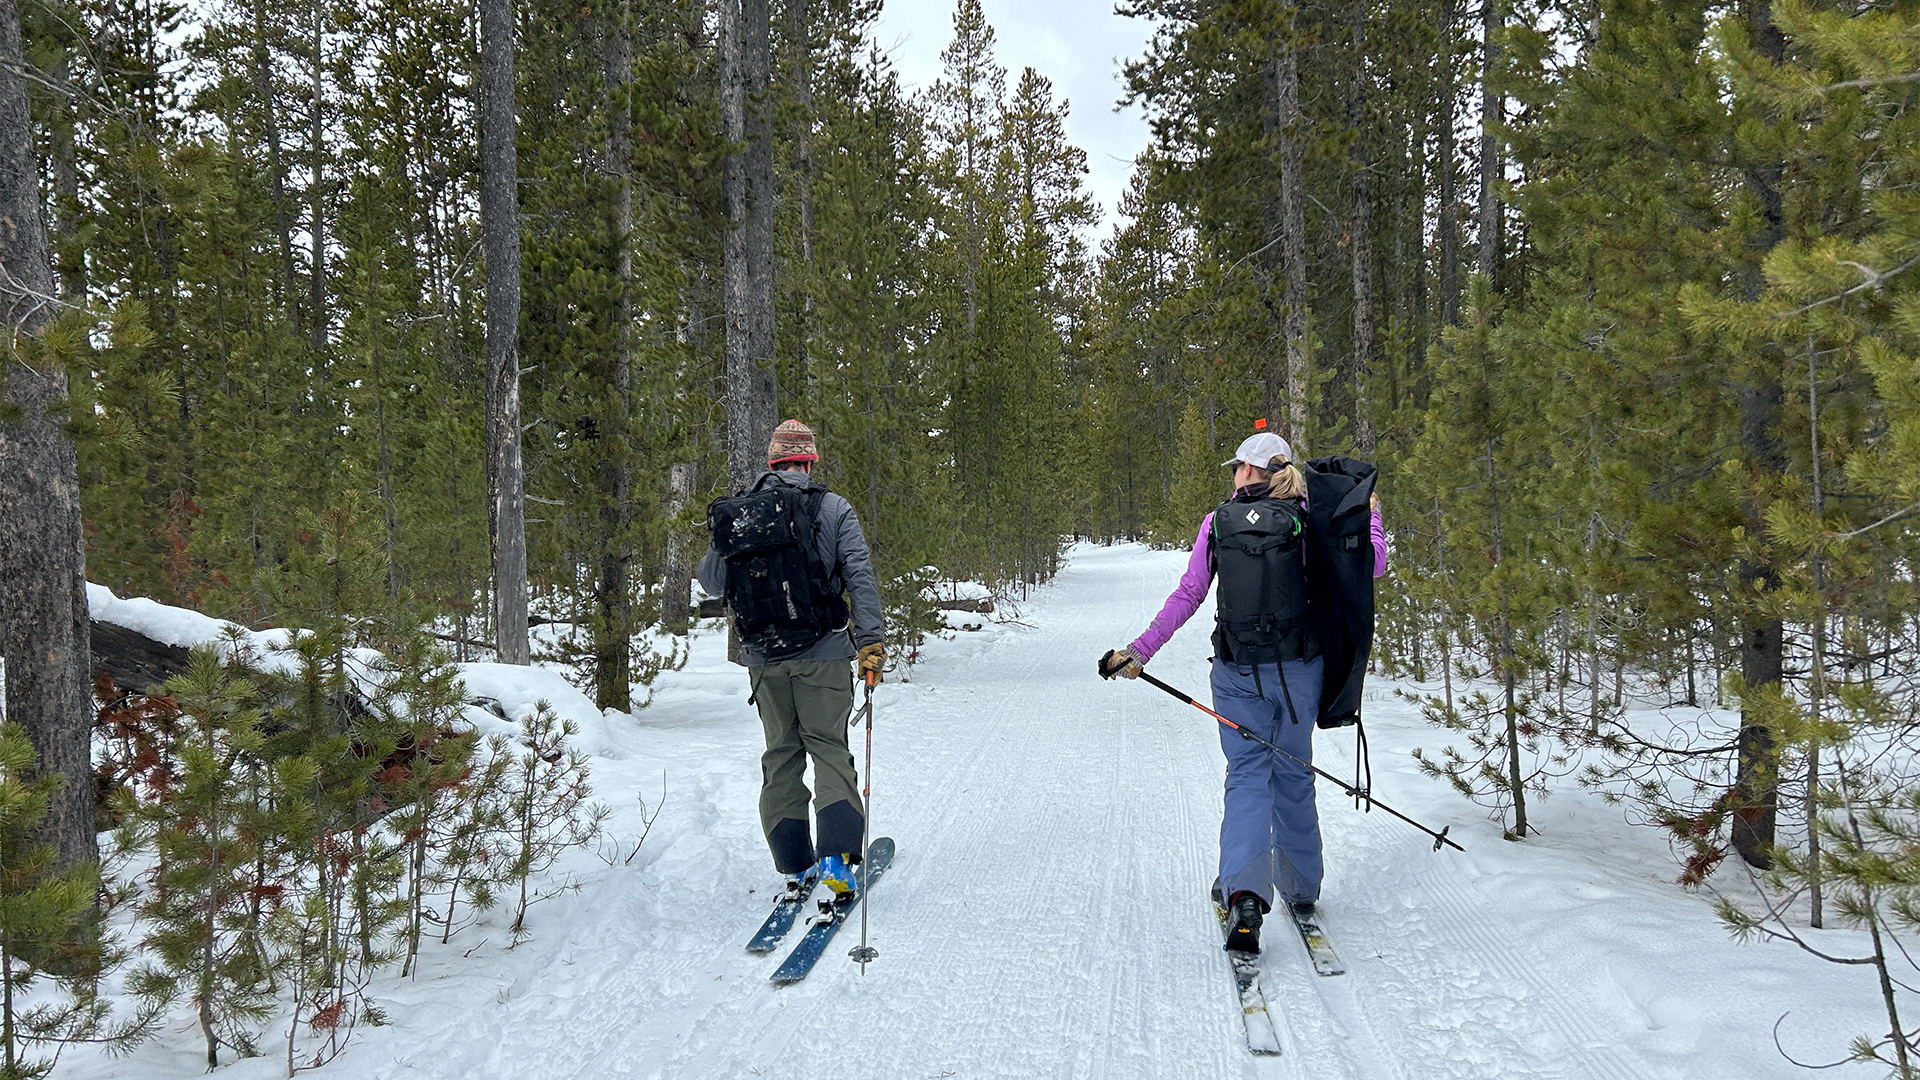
1222 432 1293 470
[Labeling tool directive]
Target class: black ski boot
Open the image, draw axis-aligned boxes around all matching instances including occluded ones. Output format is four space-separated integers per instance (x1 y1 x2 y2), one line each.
1224 892 1267 953
1287 899 1316 920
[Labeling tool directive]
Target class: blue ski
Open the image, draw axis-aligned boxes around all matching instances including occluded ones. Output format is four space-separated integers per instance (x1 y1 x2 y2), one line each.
745 867 821 953
768 837 895 986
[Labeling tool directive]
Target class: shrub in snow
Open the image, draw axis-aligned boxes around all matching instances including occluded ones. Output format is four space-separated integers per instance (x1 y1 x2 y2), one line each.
1408 684 1574 842
495 705 604 942
532 621 686 713
0 723 153 1078
92 592 615 1069
120 647 306 1069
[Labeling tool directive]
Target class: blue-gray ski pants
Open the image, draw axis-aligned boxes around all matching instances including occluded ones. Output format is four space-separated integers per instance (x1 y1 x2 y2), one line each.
1211 655 1325 908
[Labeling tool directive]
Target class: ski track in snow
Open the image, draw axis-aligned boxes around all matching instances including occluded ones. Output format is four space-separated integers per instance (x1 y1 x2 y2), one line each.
68 543 1895 1080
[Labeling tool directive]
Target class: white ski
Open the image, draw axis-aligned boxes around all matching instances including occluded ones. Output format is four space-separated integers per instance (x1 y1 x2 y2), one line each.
1216 901 1283 1055
1292 911 1346 977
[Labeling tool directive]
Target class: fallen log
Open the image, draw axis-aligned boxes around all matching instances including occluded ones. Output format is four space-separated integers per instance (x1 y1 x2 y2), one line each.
89 618 191 695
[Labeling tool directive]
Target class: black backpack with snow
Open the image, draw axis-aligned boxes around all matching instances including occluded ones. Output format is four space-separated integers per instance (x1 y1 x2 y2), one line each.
706 475 849 662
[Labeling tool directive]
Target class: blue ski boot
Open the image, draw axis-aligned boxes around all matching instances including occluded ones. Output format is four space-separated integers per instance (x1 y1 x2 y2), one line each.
818 854 858 903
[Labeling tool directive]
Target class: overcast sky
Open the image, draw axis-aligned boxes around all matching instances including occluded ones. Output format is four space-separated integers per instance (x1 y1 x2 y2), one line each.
867 0 1158 242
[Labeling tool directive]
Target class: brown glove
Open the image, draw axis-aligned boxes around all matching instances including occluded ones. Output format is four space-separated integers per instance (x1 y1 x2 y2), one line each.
1370 491 1380 513
1100 647 1143 680
857 643 886 683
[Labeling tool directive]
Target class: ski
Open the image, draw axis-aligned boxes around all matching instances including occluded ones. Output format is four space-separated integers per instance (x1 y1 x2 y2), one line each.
768 837 895 986
1214 899 1283 1056
745 868 822 953
1292 910 1346 977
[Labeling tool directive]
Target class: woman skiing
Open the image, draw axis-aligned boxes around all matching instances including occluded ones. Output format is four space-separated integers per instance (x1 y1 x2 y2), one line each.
1100 430 1386 953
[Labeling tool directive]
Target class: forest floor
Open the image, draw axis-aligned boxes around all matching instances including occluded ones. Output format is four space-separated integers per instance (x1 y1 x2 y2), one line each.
68 543 1890 1080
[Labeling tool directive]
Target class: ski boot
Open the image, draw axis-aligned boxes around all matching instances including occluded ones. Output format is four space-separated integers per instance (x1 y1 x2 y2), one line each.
817 854 858 910
779 868 818 904
1224 891 1268 954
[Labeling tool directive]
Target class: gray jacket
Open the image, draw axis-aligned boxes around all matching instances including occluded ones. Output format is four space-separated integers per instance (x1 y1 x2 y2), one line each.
695 469 885 667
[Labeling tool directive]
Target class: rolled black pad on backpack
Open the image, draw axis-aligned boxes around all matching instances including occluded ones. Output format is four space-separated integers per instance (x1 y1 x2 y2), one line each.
1303 457 1378 729
706 476 850 663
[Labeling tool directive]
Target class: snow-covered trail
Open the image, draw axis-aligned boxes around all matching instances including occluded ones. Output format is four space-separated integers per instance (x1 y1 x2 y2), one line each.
419 544 1268 1080
75 543 1891 1080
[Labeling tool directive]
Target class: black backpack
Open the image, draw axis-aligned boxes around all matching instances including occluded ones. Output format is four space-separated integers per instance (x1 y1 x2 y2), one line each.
1303 457 1379 729
1210 495 1316 668
706 476 849 662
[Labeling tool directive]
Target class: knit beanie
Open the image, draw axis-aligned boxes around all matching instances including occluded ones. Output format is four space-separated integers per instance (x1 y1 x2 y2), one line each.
767 419 819 465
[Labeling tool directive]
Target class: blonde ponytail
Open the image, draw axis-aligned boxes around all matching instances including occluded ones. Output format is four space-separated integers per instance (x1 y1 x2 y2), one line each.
1268 461 1306 500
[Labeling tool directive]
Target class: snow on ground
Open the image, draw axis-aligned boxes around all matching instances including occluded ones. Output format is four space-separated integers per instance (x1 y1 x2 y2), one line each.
70 544 1887 1079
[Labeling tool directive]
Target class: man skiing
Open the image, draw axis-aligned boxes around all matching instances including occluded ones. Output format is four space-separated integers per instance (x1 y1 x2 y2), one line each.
1101 429 1386 953
698 420 886 903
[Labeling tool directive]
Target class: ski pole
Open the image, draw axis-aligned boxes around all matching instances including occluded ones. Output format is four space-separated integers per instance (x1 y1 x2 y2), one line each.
848 670 879 971
1100 651 1464 853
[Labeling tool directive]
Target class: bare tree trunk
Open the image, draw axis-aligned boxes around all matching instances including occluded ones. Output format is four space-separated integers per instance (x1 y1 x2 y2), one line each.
721 0 777 495
661 462 695 634
1261 14 1309 445
1437 0 1459 328
1487 439 1527 838
253 0 297 309
788 0 813 269
593 0 634 709
308 0 326 350
1477 0 1502 286
1806 335 1824 929
480 0 529 665
1348 0 1375 457
0 0 97 873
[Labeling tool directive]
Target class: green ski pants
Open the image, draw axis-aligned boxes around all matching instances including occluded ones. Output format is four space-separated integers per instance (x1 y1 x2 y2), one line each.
750 659 865 873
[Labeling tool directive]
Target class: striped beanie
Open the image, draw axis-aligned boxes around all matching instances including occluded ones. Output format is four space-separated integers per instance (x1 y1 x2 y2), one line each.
767 419 818 465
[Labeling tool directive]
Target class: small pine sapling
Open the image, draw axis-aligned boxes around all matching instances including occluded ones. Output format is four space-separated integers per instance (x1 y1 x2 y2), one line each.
430 734 510 947
364 634 481 978
498 705 605 942
1410 681 1574 841
124 648 305 1068
0 723 153 1079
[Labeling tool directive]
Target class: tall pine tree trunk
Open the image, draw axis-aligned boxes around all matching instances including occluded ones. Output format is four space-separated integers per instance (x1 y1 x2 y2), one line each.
1805 336 1825 928
308 0 326 350
1438 0 1460 328
593 1 633 709
721 0 777 494
1730 0 1787 870
661 462 695 634
480 0 529 665
1487 437 1527 838
254 0 297 310
1349 0 1375 457
1477 0 1502 285
1263 13 1309 444
789 0 813 269
0 0 97 872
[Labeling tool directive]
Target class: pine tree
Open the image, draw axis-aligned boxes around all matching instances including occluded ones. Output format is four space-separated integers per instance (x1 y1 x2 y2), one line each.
124 646 313 1068
0 723 153 1080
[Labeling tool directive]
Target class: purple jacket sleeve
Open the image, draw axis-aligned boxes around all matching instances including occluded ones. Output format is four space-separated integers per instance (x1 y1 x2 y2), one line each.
1372 507 1388 579
1128 514 1216 664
